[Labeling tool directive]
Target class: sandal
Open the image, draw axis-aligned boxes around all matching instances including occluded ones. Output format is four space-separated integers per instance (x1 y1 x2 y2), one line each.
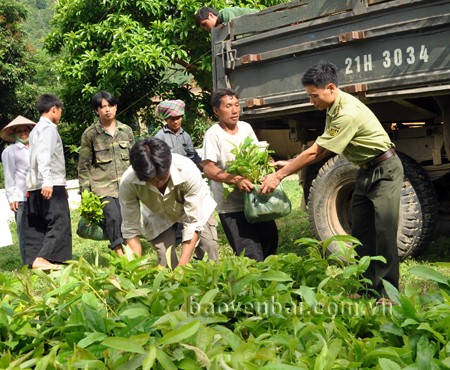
376 297 395 306
33 265 62 272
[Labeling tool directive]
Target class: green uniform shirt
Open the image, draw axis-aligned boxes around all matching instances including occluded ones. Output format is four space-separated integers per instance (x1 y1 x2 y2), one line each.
78 120 134 197
316 91 393 165
219 8 258 23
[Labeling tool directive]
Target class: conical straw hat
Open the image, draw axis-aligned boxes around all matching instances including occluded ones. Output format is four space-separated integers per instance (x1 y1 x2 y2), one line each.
1 115 36 142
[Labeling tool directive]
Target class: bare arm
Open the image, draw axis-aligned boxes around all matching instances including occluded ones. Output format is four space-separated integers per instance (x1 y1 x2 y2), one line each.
124 236 142 257
177 232 200 266
259 143 332 194
202 160 253 192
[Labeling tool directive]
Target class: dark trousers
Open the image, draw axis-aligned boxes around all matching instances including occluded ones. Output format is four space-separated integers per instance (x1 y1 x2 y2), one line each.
15 201 26 264
352 155 404 296
102 197 124 250
219 211 278 261
24 187 72 266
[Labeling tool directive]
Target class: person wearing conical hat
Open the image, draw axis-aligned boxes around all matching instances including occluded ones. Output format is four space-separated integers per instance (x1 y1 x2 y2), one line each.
154 100 202 169
1 115 36 263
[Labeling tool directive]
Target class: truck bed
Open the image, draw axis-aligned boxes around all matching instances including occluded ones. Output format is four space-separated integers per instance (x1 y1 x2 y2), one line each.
212 0 450 126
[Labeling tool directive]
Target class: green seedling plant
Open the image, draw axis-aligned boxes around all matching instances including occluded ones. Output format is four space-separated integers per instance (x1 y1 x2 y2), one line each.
1 236 450 368
224 136 275 198
79 190 109 225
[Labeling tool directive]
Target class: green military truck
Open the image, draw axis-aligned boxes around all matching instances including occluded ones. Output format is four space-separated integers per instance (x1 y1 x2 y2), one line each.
211 0 450 258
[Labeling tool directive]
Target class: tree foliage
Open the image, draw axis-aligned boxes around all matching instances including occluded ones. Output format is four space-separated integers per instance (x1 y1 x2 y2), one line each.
44 0 288 142
0 0 35 127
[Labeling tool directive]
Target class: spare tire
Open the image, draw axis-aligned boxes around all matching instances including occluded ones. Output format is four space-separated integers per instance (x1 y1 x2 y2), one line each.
307 153 437 259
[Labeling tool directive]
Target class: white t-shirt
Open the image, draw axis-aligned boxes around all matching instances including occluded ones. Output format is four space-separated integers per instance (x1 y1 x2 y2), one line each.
202 121 258 213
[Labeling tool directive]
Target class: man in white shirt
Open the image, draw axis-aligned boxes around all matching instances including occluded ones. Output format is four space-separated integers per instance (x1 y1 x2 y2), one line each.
119 138 218 268
1 116 35 262
202 88 278 261
25 94 72 270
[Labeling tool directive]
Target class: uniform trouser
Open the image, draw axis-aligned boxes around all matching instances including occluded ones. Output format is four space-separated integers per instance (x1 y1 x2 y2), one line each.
151 213 219 269
352 155 404 296
24 187 72 267
15 201 26 264
219 211 278 261
102 197 125 250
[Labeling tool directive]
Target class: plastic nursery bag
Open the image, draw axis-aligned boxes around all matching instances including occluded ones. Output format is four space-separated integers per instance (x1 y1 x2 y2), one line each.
244 183 292 223
76 216 108 241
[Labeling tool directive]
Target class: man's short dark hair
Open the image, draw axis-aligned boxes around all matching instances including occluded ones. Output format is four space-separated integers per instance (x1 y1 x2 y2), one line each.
92 91 118 110
210 88 239 109
36 94 63 115
130 138 172 182
195 7 218 26
301 61 339 88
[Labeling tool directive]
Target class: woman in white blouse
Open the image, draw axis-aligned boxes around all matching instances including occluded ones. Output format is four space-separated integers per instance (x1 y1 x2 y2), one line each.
1 116 35 263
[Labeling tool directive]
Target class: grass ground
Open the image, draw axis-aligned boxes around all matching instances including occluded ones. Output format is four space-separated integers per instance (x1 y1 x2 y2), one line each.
1 179 449 292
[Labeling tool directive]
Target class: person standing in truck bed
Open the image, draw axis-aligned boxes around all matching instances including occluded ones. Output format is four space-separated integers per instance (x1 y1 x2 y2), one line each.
260 61 404 304
195 6 258 32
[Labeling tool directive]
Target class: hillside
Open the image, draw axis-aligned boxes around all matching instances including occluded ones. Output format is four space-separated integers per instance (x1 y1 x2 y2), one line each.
19 0 55 49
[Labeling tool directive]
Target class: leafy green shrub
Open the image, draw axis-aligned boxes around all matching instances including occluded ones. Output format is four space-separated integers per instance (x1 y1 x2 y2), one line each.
1 237 450 368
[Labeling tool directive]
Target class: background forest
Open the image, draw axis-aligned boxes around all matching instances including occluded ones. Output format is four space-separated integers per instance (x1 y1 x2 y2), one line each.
0 0 288 179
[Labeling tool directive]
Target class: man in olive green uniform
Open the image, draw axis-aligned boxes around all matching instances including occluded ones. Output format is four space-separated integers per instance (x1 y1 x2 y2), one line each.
195 6 258 32
260 61 404 301
78 91 135 255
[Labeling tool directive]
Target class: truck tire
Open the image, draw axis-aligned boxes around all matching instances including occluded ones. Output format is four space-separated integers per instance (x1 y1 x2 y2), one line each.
308 153 437 260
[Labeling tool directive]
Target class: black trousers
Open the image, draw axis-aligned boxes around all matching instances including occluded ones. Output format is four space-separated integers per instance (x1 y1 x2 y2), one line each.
102 196 125 250
219 211 278 261
24 187 72 266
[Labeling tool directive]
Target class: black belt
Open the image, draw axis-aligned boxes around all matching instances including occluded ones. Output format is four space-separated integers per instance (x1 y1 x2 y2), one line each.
360 148 396 170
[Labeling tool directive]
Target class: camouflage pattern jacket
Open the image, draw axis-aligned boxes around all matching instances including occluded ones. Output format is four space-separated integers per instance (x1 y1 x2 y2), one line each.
78 120 134 198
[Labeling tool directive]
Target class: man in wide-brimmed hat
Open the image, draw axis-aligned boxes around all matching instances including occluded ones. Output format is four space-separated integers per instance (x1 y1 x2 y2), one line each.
1 115 36 262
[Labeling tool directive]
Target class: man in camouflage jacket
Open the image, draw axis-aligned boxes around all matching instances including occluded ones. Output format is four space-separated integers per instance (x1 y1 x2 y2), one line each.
78 91 134 254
